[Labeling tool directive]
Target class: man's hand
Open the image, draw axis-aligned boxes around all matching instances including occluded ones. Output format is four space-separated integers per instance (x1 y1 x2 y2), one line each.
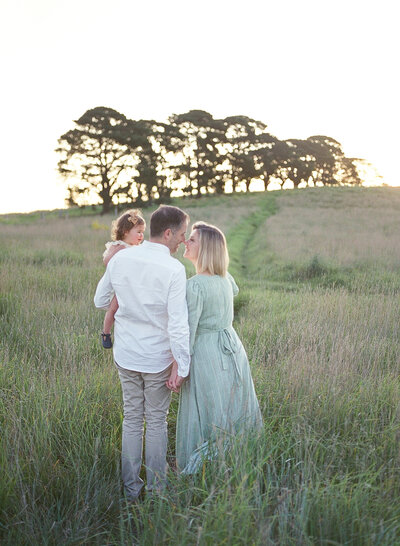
166 361 186 392
174 375 185 390
166 361 179 392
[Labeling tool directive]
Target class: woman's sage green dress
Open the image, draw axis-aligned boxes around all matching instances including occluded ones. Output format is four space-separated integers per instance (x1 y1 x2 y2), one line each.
176 273 263 473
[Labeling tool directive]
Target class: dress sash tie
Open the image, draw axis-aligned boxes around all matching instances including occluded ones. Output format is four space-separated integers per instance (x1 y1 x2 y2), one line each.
196 326 242 384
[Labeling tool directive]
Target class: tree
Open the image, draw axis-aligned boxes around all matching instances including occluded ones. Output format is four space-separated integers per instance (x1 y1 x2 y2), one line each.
57 107 371 211
337 157 363 186
253 138 288 190
223 116 275 192
284 139 320 188
56 106 148 213
306 135 344 186
279 137 363 188
169 110 227 197
136 120 186 204
347 158 381 186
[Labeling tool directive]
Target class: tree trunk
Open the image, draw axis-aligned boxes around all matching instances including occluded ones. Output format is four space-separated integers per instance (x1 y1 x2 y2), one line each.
101 197 112 214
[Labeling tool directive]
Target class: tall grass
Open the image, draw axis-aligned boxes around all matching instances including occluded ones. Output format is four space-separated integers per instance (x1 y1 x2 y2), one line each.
265 186 400 269
1 188 400 544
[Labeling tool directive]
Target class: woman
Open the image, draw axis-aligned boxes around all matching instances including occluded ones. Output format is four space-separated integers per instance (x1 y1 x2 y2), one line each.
174 222 263 474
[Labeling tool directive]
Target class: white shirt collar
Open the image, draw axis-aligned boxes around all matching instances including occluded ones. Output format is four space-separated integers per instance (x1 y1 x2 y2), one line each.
143 240 171 255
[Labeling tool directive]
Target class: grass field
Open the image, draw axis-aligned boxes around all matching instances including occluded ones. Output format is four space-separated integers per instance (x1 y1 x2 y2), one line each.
1 187 400 545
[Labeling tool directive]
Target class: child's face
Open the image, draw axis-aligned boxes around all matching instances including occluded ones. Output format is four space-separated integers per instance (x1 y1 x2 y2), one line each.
124 224 145 246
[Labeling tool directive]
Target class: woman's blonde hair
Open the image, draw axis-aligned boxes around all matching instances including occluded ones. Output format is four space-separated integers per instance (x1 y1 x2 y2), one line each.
111 209 145 241
193 222 229 276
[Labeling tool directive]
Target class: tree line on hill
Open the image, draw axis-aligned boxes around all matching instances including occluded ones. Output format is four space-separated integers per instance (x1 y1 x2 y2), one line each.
56 106 374 214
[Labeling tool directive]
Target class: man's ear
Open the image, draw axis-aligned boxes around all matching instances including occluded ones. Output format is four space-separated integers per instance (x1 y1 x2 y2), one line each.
164 228 172 240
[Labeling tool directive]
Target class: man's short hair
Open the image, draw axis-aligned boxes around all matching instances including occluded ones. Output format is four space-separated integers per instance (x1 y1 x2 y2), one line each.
150 205 189 238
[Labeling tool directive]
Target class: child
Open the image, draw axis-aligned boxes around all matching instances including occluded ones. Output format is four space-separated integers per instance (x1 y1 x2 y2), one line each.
101 209 146 348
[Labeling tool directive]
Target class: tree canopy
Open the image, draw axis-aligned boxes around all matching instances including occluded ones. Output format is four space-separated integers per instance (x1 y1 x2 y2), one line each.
56 107 150 213
56 106 368 212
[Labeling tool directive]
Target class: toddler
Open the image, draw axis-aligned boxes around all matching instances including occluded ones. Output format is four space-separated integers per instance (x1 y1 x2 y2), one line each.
101 209 145 348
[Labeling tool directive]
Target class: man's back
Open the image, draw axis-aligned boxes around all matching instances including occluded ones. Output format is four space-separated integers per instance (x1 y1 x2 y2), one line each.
94 240 189 374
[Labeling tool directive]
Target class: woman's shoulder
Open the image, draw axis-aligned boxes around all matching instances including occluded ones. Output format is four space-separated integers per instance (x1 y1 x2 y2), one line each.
187 274 204 288
187 273 235 293
187 273 218 285
186 274 210 294
186 276 205 305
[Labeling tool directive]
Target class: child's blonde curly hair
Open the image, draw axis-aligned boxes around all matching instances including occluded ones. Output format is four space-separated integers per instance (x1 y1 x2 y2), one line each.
111 209 145 241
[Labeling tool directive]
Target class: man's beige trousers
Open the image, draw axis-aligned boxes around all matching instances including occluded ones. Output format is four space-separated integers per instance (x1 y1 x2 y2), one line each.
116 363 172 499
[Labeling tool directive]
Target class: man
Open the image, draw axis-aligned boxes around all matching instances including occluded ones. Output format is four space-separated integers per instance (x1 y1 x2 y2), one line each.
94 205 190 500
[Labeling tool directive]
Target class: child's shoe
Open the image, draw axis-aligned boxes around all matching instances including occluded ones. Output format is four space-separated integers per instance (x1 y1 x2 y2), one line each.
101 332 113 349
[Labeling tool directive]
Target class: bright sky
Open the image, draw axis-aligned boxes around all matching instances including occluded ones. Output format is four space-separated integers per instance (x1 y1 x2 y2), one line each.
0 0 398 214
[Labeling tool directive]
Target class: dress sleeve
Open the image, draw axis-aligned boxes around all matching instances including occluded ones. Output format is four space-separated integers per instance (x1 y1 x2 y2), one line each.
227 272 239 297
186 279 204 355
103 242 126 266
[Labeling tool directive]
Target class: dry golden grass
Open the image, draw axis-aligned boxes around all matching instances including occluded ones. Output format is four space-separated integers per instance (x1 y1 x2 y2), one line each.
240 287 400 396
0 200 258 261
265 187 400 268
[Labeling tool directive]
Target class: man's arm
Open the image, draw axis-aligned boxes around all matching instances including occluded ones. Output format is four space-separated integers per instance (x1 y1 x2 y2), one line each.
94 267 114 309
167 267 190 382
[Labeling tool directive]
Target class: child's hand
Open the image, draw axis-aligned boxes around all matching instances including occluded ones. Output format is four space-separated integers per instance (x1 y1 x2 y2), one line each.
166 361 180 392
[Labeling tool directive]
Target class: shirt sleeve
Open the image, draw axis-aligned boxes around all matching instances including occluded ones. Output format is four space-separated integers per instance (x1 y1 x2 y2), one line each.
94 267 114 309
186 279 204 356
167 266 191 377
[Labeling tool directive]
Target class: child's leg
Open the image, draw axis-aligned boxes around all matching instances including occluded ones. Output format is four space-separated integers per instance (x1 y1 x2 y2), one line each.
103 295 119 334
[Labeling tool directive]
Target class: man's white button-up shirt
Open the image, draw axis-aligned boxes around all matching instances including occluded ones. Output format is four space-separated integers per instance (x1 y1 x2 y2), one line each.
94 240 190 377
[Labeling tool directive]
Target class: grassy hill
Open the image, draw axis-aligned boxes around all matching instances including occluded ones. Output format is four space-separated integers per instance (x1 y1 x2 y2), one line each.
1 187 400 544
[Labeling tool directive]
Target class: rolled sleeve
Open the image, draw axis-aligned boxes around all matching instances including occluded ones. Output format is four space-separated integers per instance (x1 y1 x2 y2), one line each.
167 267 190 377
94 268 113 309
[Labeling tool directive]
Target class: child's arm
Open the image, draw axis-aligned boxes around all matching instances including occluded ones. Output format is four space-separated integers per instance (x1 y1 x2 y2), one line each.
103 243 126 266
103 295 119 334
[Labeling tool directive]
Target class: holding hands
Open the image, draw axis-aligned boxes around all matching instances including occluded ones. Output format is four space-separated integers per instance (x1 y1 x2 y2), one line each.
166 361 185 392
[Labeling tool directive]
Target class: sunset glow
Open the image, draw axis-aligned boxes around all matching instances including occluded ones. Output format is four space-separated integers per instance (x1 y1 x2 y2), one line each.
1 0 399 214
